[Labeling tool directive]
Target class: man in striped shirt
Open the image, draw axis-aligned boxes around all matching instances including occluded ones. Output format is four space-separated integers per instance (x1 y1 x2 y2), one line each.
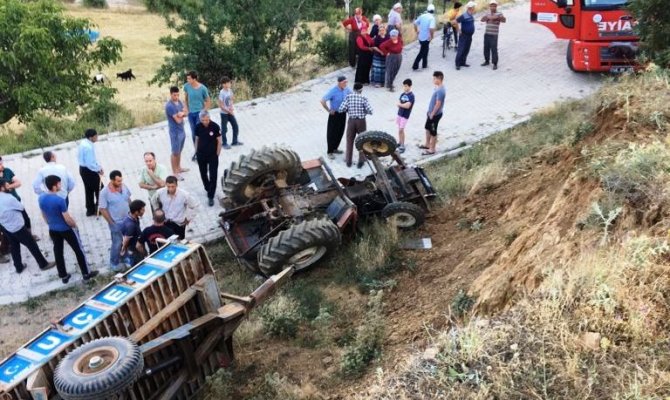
338 83 373 168
480 0 506 70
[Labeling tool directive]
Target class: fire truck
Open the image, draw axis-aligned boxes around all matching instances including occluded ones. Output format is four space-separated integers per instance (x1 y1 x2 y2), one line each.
530 0 639 72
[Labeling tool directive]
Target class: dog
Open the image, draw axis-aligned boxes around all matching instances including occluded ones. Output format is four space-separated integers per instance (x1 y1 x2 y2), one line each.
91 73 109 85
116 69 136 81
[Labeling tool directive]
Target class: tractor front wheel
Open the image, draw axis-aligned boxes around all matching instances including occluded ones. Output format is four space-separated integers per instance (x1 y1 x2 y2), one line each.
355 131 398 157
382 202 426 230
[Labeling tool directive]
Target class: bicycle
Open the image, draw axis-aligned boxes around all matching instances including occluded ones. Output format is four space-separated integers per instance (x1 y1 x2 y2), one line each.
442 24 454 58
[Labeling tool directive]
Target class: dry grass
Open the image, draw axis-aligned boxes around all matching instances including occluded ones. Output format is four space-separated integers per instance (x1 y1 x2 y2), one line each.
65 5 172 126
364 240 670 399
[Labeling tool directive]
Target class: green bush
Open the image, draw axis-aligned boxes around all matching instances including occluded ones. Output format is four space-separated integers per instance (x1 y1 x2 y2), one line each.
83 0 107 8
341 290 385 376
259 295 302 339
627 0 670 68
315 31 348 67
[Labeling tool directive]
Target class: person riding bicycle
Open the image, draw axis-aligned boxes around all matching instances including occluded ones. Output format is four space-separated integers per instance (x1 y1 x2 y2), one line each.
443 1 462 47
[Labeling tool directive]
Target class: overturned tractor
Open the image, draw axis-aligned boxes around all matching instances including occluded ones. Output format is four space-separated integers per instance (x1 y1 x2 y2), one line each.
219 131 437 276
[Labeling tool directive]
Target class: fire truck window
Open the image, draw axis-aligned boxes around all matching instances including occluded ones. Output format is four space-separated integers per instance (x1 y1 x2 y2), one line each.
583 0 626 6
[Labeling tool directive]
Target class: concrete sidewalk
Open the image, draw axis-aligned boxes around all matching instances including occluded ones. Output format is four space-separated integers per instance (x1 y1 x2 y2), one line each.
0 1 602 304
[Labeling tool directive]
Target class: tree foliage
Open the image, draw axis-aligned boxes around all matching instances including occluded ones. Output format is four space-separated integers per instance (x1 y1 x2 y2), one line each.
150 0 316 95
628 0 670 68
0 0 123 124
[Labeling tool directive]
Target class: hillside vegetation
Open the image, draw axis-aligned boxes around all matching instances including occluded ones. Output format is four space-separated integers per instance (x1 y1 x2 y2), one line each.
360 70 670 399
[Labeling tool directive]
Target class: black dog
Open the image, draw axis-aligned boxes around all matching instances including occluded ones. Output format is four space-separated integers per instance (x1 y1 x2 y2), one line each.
116 69 136 81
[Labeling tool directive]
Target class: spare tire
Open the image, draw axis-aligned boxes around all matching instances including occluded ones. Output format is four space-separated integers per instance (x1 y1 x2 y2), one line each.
382 202 426 230
257 219 341 276
222 146 303 206
355 131 398 157
54 336 144 400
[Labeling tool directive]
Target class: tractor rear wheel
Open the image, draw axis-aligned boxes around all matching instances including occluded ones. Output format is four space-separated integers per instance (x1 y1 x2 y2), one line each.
355 131 398 157
382 202 426 230
257 219 341 276
54 337 144 400
222 146 303 206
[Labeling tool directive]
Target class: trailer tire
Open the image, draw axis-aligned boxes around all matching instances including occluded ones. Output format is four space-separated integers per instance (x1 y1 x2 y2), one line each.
223 146 303 206
567 41 575 72
382 202 426 230
54 337 144 400
355 131 398 157
257 219 341 276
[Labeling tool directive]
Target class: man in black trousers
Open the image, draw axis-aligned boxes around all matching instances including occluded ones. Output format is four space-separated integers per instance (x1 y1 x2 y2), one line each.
77 128 104 216
320 76 353 160
194 110 222 207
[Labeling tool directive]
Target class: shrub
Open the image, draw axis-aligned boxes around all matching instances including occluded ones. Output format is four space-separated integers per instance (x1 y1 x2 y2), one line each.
315 31 348 67
341 290 385 376
259 295 302 339
627 0 670 68
83 0 107 8
451 290 475 318
203 369 233 399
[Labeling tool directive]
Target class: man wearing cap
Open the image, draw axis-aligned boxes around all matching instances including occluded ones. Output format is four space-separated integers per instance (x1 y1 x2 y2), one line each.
194 110 222 207
412 4 437 70
342 8 370 68
455 1 477 70
33 151 76 206
321 76 353 160
388 3 403 33
338 83 373 168
77 128 104 216
481 0 506 70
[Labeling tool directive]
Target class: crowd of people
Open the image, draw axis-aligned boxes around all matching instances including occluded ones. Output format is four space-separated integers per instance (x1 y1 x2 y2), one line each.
0 2 506 284
325 1 503 161
0 72 239 282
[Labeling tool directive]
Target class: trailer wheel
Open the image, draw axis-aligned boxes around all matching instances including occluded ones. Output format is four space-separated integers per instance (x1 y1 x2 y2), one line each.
257 219 341 276
566 41 575 72
223 146 303 206
382 202 426 230
54 337 144 400
355 131 398 157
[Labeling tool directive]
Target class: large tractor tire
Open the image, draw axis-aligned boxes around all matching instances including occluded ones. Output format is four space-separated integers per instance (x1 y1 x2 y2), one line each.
355 131 398 157
382 202 426 230
222 146 303 206
257 219 341 276
54 337 144 400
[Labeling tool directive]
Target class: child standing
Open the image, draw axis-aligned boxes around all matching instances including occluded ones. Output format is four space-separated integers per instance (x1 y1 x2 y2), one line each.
217 77 242 149
396 78 415 153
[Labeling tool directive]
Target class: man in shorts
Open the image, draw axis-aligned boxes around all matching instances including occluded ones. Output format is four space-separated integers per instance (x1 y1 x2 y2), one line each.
420 71 446 155
165 86 188 178
395 78 415 154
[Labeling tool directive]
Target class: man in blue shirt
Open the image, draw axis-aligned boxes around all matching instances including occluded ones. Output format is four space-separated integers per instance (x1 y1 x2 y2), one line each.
99 170 132 272
420 71 446 155
412 4 437 70
320 76 353 160
183 70 211 162
0 179 55 274
39 175 98 283
455 1 477 69
77 128 104 216
165 86 188 177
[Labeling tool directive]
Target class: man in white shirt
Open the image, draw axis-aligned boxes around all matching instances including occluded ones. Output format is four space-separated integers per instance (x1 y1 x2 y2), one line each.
388 3 403 32
32 151 76 206
150 175 199 239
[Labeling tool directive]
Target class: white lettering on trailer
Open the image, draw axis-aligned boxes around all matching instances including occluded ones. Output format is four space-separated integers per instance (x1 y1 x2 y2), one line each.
72 312 94 326
36 335 62 351
103 288 130 303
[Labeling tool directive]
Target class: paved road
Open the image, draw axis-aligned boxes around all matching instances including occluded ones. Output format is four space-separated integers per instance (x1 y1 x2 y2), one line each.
0 1 602 304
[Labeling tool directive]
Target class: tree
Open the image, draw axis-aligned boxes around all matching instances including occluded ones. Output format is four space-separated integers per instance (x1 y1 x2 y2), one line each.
628 0 670 68
150 0 314 96
0 0 123 124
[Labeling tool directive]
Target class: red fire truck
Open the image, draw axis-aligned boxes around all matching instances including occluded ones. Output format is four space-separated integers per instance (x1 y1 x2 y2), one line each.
530 0 639 72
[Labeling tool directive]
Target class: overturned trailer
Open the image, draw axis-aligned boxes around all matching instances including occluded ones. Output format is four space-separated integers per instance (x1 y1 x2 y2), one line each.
0 239 292 400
